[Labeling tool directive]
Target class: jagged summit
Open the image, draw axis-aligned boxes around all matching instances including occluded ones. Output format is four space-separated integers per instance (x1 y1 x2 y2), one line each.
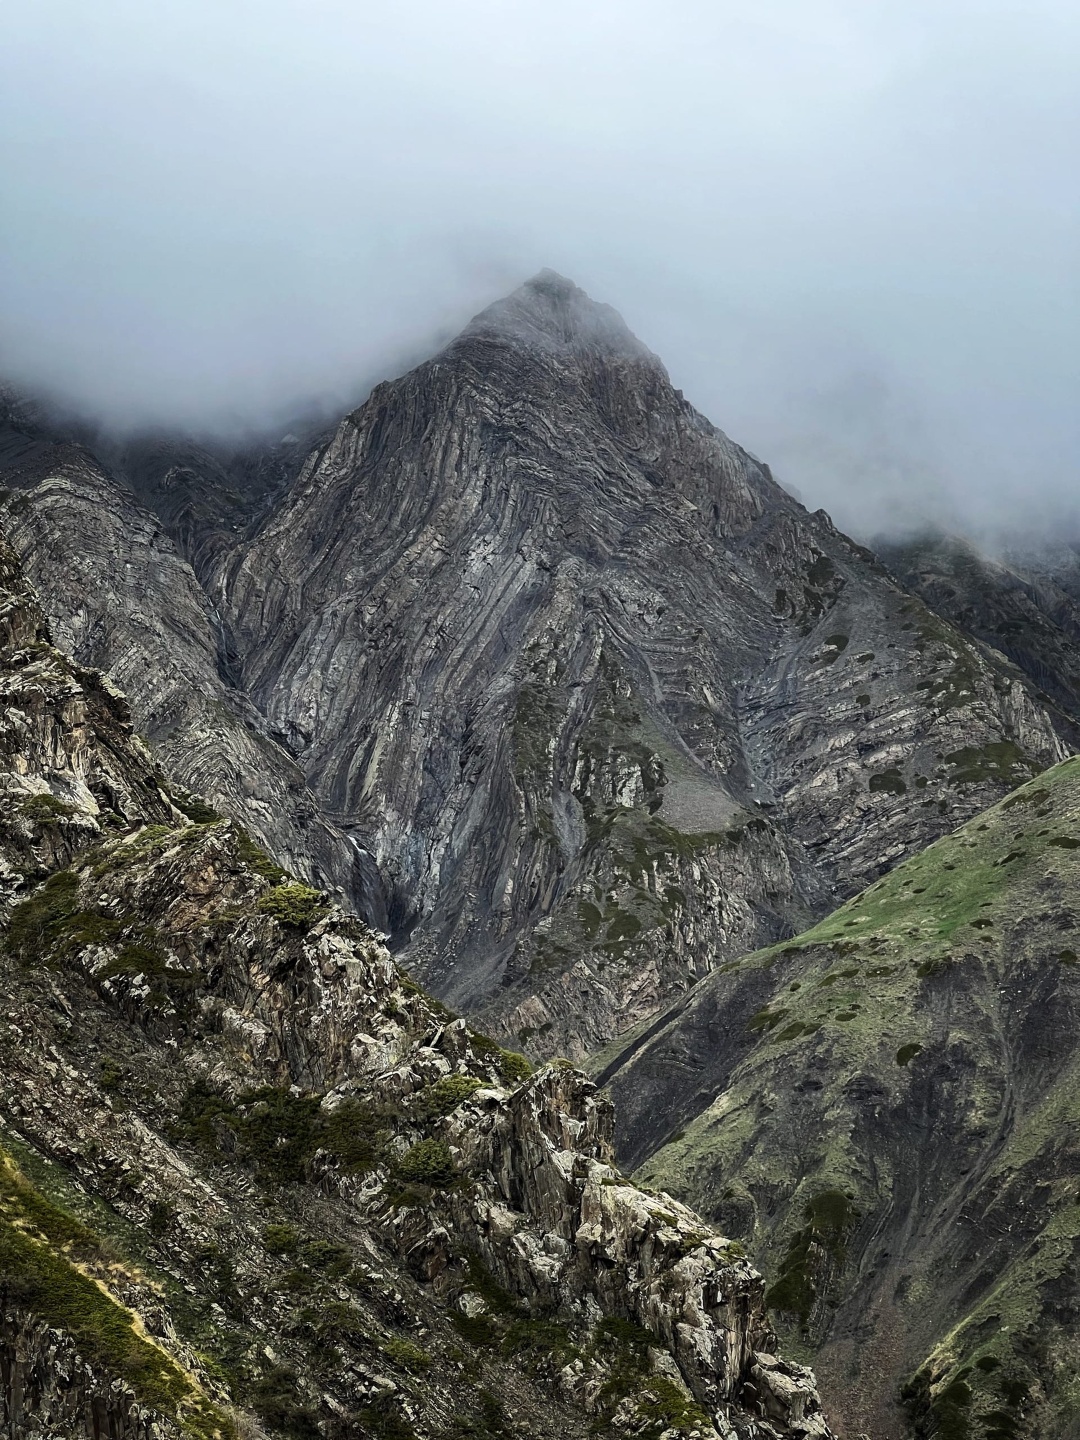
454 269 659 365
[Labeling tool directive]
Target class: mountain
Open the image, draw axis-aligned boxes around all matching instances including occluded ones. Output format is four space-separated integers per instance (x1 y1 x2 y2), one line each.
2 274 1068 1068
0 530 831 1438
4 273 1080 1440
0 394 387 927
597 754 1080 1439
881 533 1080 740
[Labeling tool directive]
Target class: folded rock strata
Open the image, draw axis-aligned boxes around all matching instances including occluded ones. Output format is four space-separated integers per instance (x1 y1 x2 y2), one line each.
0 530 835 1439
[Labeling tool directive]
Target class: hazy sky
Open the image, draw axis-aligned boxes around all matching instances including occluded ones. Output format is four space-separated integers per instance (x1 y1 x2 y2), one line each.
1 0 1077 537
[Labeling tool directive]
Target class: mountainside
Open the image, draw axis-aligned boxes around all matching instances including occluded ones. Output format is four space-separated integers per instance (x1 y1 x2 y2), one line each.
1 277 1072 1067
0 529 832 1439
216 274 1068 1057
598 754 1080 1440
882 534 1080 740
0 398 386 927
5 275 1080 1440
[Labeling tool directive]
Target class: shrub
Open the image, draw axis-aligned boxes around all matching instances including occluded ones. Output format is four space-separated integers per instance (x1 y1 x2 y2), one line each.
171 791 222 824
263 1223 300 1256
468 1031 532 1085
301 1239 351 1277
634 1377 712 1438
20 792 77 822
322 1097 396 1174
234 826 288 884
393 1139 456 1188
411 1074 482 1121
6 870 79 959
382 1336 432 1372
258 883 327 930
449 1311 497 1347
247 1364 320 1439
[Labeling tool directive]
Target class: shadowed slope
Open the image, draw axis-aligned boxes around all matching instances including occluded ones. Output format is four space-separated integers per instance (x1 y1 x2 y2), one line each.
603 756 1080 1439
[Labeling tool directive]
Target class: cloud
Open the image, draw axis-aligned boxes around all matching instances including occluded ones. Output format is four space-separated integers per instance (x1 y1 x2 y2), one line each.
0 0 1076 537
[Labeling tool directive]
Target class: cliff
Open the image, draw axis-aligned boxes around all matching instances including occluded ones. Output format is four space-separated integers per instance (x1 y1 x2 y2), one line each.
0 528 833 1439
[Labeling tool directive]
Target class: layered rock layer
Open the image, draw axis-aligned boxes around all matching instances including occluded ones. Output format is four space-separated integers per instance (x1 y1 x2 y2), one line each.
2 277 1071 1064
0 529 832 1439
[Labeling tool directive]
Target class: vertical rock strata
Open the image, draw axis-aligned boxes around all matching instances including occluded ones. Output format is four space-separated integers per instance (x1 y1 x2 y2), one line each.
0 274 1070 1065
0 531 833 1438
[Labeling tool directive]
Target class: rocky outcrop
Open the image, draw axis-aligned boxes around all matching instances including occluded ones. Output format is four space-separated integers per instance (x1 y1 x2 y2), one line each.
0 449 386 926
0 1310 166 1440
0 530 178 904
0 530 834 1440
881 531 1080 740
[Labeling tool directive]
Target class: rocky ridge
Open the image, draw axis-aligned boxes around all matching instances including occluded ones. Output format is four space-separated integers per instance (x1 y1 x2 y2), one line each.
0 530 832 1439
0 401 386 926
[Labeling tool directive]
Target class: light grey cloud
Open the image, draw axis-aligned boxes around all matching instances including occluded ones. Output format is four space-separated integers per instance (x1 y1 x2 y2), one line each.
0 0 1076 539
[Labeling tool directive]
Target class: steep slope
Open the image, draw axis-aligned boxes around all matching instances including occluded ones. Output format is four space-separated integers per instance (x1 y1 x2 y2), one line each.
2 281 1072 1069
0 426 386 925
216 272 1066 1058
599 755 1080 1440
882 533 1080 739
0 526 832 1440
95 426 321 585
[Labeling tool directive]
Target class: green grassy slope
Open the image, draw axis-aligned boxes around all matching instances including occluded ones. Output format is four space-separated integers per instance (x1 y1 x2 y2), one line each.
610 756 1080 1440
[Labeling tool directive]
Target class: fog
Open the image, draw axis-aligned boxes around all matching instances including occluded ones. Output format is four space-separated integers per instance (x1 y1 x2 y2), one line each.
1 0 1077 538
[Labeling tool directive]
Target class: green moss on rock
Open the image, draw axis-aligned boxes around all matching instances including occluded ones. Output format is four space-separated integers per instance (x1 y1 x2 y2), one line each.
257 882 326 929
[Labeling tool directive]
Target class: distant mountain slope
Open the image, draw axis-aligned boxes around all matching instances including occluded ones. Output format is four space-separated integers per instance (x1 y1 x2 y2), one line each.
882 532 1080 740
216 273 1066 1056
599 755 1080 1440
0 278 1072 1065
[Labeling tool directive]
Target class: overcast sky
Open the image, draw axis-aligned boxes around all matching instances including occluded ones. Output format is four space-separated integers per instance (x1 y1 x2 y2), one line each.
1 0 1077 538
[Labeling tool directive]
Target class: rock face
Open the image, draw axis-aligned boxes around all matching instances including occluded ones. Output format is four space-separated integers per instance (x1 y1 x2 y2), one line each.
0 404 386 927
0 529 833 1439
220 274 1067 1056
601 755 1080 1440
0 1310 165 1440
881 531 1080 741
0 285 1067 1074
1 277 1071 1066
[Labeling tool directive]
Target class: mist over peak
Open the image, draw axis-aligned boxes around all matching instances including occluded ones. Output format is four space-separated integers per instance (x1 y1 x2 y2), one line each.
1 0 1076 542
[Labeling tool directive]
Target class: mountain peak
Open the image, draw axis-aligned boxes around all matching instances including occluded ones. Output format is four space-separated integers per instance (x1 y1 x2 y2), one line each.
456 269 656 364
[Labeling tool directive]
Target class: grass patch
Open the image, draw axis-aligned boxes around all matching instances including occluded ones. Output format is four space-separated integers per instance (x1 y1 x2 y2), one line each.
234 827 288 885
467 1031 532 1086
0 1147 233 1440
257 883 327 930
20 792 79 822
171 792 223 825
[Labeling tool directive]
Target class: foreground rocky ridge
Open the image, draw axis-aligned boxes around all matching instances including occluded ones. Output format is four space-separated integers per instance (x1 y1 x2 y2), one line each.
0 535 831 1439
600 755 1080 1440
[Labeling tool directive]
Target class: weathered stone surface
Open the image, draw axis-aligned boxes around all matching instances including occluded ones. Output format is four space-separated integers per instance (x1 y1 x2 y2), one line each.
0 443 386 926
0 1310 168 1440
2 277 1070 1066
0 531 833 1439
216 273 1065 1058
